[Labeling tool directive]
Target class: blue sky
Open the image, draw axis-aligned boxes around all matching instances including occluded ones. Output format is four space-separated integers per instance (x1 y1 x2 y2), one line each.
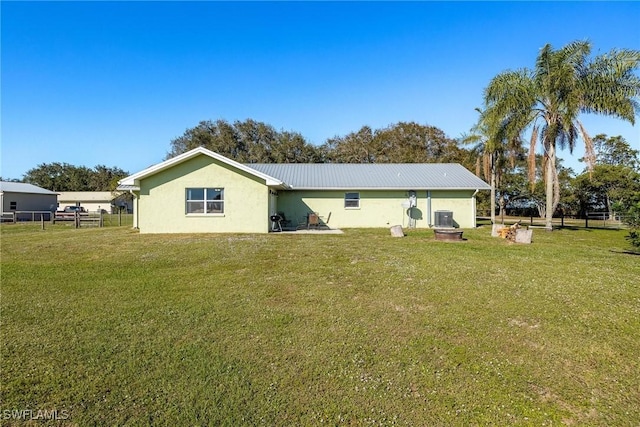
2 1 639 180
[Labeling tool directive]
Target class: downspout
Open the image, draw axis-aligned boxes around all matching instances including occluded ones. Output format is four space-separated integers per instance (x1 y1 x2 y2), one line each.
427 190 432 227
472 189 479 228
129 189 139 229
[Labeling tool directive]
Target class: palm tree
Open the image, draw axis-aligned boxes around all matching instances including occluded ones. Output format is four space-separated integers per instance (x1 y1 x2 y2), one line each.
463 108 522 226
484 41 640 230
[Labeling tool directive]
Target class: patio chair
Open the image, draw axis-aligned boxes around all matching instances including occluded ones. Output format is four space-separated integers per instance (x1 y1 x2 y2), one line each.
296 212 319 230
307 212 319 229
277 212 292 230
320 212 331 229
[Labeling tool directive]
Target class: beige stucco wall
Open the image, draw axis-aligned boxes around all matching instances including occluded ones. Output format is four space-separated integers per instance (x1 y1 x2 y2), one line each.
136 155 270 233
276 189 477 229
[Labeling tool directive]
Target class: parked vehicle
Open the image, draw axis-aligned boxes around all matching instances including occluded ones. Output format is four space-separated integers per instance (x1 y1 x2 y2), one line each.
55 206 89 220
60 206 88 213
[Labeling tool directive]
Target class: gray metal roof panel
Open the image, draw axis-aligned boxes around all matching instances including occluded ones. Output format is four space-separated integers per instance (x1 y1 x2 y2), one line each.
247 163 490 190
0 181 58 195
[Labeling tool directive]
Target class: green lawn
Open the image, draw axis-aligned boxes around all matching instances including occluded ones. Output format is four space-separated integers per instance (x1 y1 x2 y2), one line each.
1 225 638 426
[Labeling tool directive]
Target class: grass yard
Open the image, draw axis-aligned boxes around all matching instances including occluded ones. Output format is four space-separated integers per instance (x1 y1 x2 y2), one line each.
1 225 639 426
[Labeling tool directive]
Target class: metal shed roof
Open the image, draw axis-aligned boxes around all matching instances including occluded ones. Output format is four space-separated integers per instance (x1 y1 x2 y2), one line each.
0 181 58 195
57 192 116 202
248 163 490 190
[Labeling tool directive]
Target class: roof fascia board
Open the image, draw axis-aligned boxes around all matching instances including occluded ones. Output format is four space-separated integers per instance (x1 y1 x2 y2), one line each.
118 147 285 187
286 186 490 191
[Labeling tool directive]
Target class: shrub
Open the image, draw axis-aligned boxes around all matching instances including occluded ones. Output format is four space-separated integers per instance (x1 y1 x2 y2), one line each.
622 201 640 251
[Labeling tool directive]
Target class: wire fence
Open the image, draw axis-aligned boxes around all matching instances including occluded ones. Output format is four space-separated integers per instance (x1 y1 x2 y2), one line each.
477 211 629 230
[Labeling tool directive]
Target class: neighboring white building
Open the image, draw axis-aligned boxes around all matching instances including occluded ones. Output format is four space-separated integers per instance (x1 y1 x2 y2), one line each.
57 191 132 213
0 181 58 220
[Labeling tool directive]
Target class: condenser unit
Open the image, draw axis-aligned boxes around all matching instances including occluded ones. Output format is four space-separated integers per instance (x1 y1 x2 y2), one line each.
434 210 453 228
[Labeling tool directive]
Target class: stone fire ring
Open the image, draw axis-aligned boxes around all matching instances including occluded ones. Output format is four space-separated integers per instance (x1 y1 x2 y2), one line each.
433 228 464 241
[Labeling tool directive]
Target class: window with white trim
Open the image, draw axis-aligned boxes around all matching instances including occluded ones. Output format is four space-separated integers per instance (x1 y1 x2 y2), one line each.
186 188 224 214
344 192 360 209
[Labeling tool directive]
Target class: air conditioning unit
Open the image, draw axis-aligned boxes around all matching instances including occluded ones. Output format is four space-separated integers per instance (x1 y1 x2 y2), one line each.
434 210 453 228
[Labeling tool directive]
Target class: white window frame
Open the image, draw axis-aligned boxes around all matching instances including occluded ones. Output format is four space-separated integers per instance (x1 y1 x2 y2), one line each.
344 192 360 209
185 188 224 215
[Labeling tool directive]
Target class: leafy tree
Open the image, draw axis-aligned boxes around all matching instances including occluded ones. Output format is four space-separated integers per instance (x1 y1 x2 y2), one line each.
23 163 128 191
620 200 640 252
590 134 640 171
573 135 640 218
573 165 640 217
167 119 321 163
322 126 378 163
322 122 467 165
377 122 467 164
272 131 323 163
91 165 129 191
484 41 640 230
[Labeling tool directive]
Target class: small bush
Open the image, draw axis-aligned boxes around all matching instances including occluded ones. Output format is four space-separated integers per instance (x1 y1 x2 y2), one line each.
623 202 640 251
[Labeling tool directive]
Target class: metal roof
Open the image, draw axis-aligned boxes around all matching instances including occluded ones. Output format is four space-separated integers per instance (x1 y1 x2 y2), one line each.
57 191 116 202
248 163 490 190
116 148 490 191
0 181 58 195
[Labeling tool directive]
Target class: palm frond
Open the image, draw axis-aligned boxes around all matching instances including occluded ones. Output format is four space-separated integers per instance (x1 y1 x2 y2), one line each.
581 49 640 123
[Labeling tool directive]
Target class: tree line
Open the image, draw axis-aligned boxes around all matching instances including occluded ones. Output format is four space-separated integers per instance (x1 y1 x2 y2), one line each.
165 118 473 166
11 163 129 192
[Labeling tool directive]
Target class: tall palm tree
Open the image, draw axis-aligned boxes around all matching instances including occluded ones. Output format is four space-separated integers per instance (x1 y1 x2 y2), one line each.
463 108 523 226
484 41 640 230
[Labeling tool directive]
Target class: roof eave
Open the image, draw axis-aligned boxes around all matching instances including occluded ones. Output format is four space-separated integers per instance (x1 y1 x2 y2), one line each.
117 147 285 188
286 186 491 191
116 185 141 191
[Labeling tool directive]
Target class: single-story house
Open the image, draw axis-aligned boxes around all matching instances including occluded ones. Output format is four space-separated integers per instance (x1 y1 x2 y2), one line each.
0 181 58 220
117 147 490 234
57 191 133 213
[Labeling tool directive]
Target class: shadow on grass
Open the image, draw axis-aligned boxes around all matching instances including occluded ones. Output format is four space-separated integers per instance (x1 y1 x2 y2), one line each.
558 225 627 232
609 249 640 256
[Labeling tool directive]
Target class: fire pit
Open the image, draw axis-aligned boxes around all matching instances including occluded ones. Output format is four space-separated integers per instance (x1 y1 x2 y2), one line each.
433 229 464 241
